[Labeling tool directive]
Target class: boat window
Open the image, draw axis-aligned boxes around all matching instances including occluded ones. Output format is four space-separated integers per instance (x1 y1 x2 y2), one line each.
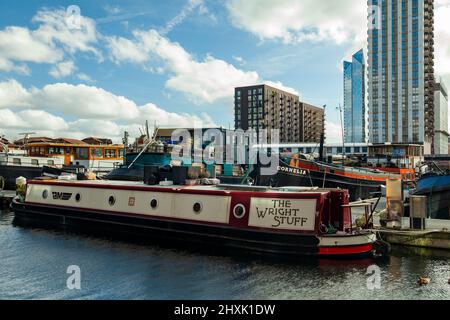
105 149 117 158
31 159 39 166
233 204 246 219
118 149 124 158
193 202 203 214
13 158 21 165
346 147 352 153
39 147 46 155
362 147 368 153
42 190 48 199
150 199 158 209
75 193 81 202
75 148 89 160
108 196 116 206
48 160 55 166
91 148 103 159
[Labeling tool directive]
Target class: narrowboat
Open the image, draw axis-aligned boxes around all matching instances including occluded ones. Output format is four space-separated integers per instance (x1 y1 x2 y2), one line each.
0 137 125 190
11 178 386 259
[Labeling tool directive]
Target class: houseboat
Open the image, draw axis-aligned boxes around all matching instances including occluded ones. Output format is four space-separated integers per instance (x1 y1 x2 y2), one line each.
257 155 404 201
11 178 386 259
0 137 124 190
26 138 124 171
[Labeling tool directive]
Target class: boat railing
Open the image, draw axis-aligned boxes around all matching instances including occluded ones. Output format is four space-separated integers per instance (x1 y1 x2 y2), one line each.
284 156 403 179
0 155 63 168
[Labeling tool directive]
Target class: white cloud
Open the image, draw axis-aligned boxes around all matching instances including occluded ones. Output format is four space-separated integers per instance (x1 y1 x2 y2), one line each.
226 0 366 45
32 9 101 58
32 83 141 120
49 60 76 78
0 79 216 142
0 9 100 75
325 121 343 144
0 109 68 131
76 73 94 82
103 5 123 15
106 29 298 103
0 26 63 72
0 79 31 109
263 81 299 96
106 35 149 64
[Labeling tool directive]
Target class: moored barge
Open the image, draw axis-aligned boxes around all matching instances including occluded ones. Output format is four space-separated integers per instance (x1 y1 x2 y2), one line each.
11 180 383 258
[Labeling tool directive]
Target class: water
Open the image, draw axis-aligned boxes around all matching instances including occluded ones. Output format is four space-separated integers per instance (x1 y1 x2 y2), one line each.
1 209 450 300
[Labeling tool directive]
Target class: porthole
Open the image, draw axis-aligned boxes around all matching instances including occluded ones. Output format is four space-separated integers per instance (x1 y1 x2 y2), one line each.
42 190 48 199
193 202 203 214
150 199 158 209
108 196 116 206
233 204 246 219
75 193 81 202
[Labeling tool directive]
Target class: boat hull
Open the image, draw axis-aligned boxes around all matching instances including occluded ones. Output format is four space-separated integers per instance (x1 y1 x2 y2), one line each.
10 180 377 259
259 166 383 201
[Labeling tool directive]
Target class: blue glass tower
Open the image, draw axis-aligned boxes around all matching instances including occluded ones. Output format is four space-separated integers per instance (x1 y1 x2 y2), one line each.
368 0 435 149
344 49 366 143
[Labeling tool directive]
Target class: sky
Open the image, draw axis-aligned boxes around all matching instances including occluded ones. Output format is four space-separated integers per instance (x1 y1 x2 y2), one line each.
1 0 450 144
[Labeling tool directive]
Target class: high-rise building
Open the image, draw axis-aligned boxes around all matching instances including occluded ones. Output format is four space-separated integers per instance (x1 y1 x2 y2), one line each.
367 0 435 152
343 49 367 143
434 81 449 155
234 84 325 144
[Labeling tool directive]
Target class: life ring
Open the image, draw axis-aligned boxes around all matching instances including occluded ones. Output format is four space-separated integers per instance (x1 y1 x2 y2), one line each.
319 224 328 234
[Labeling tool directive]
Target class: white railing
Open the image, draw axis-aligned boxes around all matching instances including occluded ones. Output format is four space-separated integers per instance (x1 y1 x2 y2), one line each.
0 155 63 168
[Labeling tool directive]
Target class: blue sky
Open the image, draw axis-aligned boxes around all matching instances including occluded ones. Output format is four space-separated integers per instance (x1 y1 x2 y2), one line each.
1 0 449 143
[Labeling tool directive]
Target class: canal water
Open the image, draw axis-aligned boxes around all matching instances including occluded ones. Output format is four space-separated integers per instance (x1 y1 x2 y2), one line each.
1 208 450 300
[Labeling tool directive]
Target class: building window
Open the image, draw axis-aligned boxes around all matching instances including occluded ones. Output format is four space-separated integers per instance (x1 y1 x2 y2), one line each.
91 148 103 159
105 149 117 158
76 148 89 160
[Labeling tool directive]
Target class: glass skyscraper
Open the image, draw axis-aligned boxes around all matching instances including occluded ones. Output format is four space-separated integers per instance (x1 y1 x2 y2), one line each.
344 49 367 143
367 0 435 150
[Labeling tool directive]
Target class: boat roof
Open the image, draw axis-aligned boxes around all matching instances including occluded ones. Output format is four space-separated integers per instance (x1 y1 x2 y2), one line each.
28 179 332 195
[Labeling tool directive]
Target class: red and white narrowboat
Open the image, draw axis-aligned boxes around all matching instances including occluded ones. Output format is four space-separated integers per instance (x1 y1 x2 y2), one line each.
11 180 385 258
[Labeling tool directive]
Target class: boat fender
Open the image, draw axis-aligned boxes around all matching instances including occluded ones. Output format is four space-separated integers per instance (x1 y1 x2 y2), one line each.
373 239 391 257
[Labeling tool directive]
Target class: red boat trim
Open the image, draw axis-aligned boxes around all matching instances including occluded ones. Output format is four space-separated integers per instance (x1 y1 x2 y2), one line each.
318 244 374 255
